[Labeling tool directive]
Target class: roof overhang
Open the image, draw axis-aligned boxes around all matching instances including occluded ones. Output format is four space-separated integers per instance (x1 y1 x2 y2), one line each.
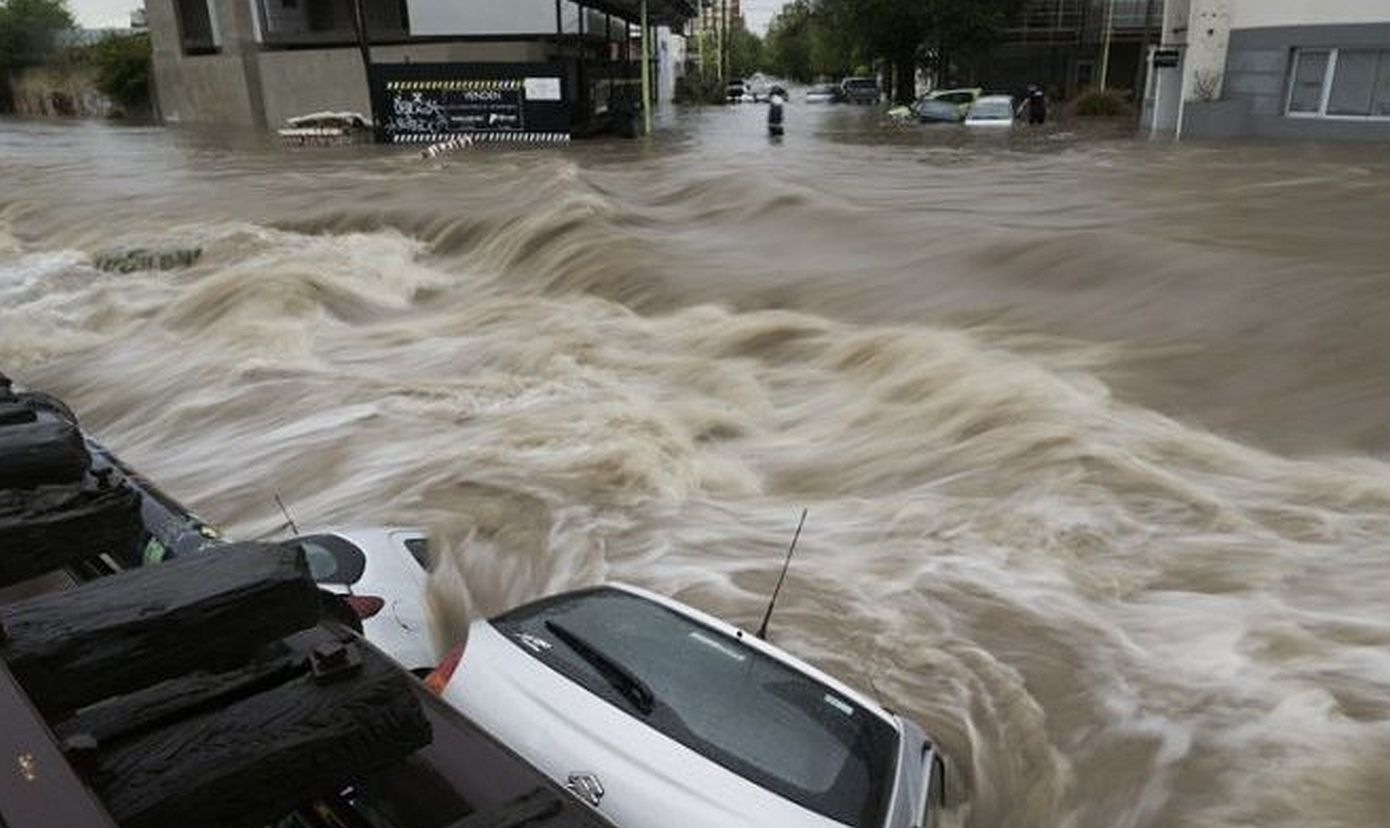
573 0 697 26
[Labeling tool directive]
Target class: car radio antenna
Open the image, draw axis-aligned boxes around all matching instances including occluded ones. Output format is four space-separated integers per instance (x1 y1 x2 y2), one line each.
757 508 808 641
273 490 300 536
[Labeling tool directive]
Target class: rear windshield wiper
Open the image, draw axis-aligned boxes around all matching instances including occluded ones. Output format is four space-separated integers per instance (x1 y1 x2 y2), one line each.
544 620 655 716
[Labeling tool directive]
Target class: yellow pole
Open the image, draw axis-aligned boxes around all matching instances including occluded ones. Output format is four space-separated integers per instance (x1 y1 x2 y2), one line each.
1099 0 1115 90
641 0 652 135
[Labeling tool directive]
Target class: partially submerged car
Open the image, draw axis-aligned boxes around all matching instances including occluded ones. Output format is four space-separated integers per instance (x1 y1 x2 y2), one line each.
431 584 948 828
917 88 981 121
806 83 840 104
293 528 440 672
840 77 883 105
964 94 1017 127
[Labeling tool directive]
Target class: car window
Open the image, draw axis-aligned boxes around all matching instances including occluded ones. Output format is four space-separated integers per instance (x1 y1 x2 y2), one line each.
971 100 1014 120
937 92 971 104
295 534 366 585
494 588 899 828
403 537 431 570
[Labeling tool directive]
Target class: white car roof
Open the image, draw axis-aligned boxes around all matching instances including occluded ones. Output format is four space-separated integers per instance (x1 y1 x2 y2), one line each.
602 582 901 732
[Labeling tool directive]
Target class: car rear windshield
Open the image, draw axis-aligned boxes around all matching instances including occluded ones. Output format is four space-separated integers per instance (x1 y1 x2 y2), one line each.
972 100 1014 120
295 535 366 585
493 588 899 828
845 79 878 89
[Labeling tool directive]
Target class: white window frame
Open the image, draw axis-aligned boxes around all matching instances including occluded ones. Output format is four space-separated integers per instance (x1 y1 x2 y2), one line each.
1285 47 1390 122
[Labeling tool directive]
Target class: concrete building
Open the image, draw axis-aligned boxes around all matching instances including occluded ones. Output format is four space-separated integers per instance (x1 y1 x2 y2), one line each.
1145 0 1390 140
989 0 1161 100
145 0 693 137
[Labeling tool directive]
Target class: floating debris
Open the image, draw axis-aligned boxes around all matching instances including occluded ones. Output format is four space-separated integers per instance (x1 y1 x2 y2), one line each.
93 247 203 273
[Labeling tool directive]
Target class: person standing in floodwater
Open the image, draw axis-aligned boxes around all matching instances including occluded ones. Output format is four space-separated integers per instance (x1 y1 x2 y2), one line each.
768 85 786 138
1018 84 1047 125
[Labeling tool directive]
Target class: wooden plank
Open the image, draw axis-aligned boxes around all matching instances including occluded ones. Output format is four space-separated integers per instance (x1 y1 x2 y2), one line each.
91 638 432 828
0 483 144 588
0 419 89 489
52 657 303 746
0 543 321 715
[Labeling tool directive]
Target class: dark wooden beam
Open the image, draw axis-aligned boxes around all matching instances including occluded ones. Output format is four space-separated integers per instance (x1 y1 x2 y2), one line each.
0 543 321 715
84 638 432 828
0 482 143 588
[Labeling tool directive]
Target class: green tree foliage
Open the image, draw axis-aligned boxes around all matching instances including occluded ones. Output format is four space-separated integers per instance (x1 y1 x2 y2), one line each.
78 32 151 111
764 0 1023 102
726 17 763 80
0 0 73 68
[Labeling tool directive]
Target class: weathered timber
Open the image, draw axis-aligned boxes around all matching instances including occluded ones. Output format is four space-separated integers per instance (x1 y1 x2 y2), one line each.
53 657 304 745
0 483 144 588
0 402 37 426
0 419 90 489
92 638 432 828
0 543 321 714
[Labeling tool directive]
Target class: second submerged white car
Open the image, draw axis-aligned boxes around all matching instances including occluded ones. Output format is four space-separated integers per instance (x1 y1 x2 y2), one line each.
429 583 948 828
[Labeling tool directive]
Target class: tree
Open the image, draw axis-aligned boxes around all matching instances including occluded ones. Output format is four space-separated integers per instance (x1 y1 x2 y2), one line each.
79 32 152 113
0 0 74 68
726 16 763 80
764 0 1024 103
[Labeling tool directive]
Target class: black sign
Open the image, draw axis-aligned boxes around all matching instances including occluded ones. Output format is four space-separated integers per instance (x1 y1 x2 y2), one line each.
370 62 571 145
1153 49 1181 68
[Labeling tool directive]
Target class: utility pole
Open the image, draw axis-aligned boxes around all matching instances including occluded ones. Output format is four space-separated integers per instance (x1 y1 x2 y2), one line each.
1133 0 1158 123
348 0 376 130
1099 0 1115 90
640 0 652 135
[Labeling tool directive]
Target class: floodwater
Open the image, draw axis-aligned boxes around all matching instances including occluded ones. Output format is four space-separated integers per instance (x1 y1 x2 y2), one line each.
4 105 1390 828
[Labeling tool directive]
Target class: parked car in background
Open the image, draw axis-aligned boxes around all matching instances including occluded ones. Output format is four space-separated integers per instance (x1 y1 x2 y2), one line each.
293 527 439 672
917 87 981 121
805 83 840 103
964 94 1017 127
726 78 748 103
431 583 949 828
840 76 883 105
747 74 773 102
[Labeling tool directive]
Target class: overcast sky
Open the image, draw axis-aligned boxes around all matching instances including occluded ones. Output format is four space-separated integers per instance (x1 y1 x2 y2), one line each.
69 0 785 33
71 0 132 28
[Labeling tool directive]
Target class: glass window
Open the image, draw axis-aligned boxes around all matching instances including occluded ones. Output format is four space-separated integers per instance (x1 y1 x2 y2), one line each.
1375 54 1390 117
296 535 366 585
403 537 431 570
1328 50 1381 116
1289 50 1330 114
493 589 899 828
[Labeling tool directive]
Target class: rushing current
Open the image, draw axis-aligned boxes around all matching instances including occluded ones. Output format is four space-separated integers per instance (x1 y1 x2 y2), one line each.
4 107 1390 828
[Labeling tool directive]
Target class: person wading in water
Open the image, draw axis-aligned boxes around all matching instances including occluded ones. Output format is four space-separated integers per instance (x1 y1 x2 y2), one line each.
768 85 787 138
1017 84 1047 125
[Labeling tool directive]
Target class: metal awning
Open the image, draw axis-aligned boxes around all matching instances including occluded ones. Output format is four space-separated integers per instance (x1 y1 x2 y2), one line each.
574 0 697 26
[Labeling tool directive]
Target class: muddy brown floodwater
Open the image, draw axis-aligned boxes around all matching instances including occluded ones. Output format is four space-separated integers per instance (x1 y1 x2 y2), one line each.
4 107 1390 828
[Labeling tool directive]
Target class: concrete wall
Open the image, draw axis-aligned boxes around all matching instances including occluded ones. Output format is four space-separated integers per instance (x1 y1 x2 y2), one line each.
407 0 608 38
1211 23 1390 141
147 0 273 126
1232 0 1390 30
256 40 550 127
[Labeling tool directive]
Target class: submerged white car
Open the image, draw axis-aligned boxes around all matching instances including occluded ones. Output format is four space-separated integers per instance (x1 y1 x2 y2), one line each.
294 528 440 671
964 94 1017 127
431 584 948 828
